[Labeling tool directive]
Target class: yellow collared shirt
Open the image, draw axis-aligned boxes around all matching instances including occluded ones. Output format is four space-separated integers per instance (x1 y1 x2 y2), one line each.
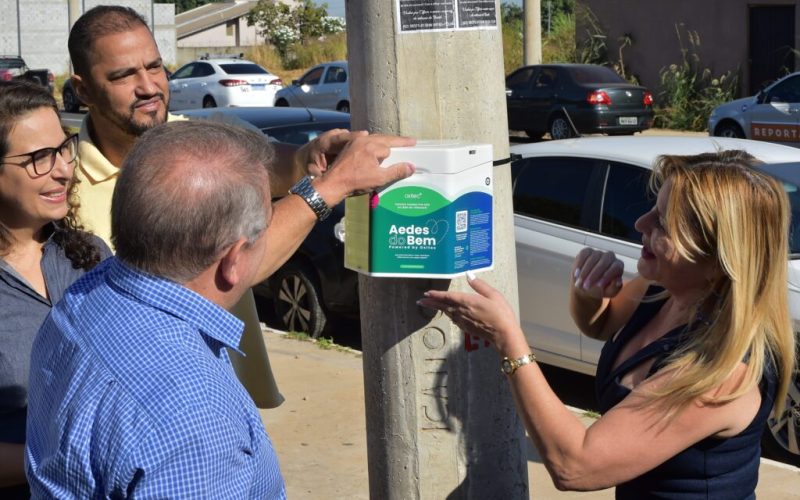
75 113 186 245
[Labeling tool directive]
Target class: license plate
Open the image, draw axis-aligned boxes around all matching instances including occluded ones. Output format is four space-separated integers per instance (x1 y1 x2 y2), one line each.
251 84 266 90
619 116 638 125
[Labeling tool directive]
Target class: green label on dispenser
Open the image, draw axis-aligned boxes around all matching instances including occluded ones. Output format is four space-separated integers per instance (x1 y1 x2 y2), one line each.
370 186 492 275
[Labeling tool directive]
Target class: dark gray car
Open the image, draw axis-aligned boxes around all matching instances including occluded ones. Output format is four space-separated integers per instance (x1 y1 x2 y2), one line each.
506 64 654 140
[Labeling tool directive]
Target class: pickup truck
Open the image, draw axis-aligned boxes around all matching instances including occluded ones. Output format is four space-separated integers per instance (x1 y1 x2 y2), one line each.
0 55 54 94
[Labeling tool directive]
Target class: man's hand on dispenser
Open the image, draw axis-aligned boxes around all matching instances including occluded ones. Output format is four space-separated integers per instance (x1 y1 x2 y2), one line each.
313 133 417 207
298 129 365 178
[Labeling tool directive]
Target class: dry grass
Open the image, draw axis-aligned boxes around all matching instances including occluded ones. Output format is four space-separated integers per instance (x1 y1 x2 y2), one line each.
245 45 306 85
54 73 69 105
245 45 283 73
289 33 347 69
245 33 346 84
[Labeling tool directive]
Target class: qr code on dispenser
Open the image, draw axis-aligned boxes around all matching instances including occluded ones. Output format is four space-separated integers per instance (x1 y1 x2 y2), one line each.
456 210 468 233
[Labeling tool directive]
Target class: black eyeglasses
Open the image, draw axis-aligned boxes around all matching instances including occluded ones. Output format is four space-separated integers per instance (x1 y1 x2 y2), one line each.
1 134 79 176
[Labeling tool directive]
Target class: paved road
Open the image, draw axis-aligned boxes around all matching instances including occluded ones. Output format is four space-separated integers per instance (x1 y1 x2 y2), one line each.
259 327 800 499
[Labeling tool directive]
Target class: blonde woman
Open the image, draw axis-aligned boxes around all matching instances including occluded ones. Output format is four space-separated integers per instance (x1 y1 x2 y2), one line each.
419 151 795 498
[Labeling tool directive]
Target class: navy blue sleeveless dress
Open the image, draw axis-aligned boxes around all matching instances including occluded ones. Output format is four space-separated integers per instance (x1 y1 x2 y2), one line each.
595 288 776 499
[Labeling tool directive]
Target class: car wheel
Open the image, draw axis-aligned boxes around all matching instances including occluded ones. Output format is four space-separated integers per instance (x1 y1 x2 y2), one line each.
63 87 80 113
272 262 326 338
202 96 217 108
275 98 289 107
762 377 800 467
525 129 545 140
549 114 575 140
714 122 745 138
336 101 350 113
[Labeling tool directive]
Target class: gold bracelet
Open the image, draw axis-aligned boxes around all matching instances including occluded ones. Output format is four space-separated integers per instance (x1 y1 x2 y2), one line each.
500 353 536 375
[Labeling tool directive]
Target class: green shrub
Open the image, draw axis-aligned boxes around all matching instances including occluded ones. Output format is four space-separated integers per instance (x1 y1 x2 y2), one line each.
575 5 607 65
502 20 524 74
503 6 605 68
655 26 738 131
503 7 581 71
543 11 576 63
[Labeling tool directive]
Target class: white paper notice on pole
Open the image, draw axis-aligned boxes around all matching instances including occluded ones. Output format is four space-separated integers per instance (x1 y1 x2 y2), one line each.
396 0 497 33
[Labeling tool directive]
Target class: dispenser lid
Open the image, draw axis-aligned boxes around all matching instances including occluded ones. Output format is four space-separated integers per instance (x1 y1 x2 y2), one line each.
381 141 493 174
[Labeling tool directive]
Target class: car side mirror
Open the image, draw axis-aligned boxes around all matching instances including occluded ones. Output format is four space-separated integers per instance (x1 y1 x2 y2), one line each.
292 79 299 86
756 90 766 104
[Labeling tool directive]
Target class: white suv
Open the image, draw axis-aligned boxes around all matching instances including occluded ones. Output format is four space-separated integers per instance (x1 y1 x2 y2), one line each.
510 136 800 466
168 57 283 110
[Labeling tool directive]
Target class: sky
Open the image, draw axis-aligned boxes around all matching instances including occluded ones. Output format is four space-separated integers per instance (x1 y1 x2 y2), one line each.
319 0 523 19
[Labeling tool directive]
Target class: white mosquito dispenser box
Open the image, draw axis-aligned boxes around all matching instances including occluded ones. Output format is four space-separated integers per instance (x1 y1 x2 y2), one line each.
344 141 493 278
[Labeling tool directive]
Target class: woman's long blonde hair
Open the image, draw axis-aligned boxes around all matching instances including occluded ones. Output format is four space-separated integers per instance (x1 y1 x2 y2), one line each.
646 150 796 418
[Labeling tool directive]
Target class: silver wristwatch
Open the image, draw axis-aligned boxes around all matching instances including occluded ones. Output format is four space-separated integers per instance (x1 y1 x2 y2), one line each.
289 175 332 221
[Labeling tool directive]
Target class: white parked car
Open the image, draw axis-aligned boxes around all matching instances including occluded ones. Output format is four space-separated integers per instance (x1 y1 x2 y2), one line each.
709 71 800 147
510 136 800 466
168 57 283 110
274 61 350 112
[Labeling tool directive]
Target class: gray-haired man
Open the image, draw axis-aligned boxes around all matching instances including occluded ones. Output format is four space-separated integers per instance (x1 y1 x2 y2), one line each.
26 120 413 497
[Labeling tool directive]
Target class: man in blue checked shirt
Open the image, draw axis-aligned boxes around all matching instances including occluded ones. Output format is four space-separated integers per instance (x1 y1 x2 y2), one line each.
25 120 414 498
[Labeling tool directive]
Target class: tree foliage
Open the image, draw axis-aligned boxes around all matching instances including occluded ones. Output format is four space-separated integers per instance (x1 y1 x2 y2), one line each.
542 0 573 33
247 0 344 61
501 0 573 33
501 2 523 26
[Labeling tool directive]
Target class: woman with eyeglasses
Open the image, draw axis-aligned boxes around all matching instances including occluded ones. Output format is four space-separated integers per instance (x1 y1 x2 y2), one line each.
0 80 109 497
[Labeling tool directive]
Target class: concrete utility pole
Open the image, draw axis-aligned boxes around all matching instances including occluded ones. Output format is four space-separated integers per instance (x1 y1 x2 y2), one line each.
347 1 527 498
16 0 21 56
524 0 542 65
68 0 81 29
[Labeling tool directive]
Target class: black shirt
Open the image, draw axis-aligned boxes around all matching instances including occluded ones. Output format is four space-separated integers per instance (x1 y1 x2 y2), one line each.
595 287 776 499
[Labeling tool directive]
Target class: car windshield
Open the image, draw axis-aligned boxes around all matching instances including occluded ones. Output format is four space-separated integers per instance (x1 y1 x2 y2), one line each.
570 66 626 84
220 63 269 75
0 58 25 69
265 123 350 145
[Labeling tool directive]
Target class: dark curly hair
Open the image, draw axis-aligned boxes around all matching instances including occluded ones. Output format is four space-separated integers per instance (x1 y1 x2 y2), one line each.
0 80 102 270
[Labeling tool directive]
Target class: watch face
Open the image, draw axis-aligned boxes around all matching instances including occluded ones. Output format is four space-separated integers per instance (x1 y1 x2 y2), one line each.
501 359 514 374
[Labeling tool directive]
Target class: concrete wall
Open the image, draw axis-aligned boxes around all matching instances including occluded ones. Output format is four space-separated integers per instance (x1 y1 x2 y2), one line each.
154 3 177 70
179 17 265 48
579 0 800 97
0 0 176 75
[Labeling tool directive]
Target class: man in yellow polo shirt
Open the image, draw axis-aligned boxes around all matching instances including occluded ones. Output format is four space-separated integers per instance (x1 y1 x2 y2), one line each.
66 6 415 408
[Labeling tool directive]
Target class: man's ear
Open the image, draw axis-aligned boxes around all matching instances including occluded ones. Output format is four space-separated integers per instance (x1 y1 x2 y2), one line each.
218 238 249 288
70 74 94 107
